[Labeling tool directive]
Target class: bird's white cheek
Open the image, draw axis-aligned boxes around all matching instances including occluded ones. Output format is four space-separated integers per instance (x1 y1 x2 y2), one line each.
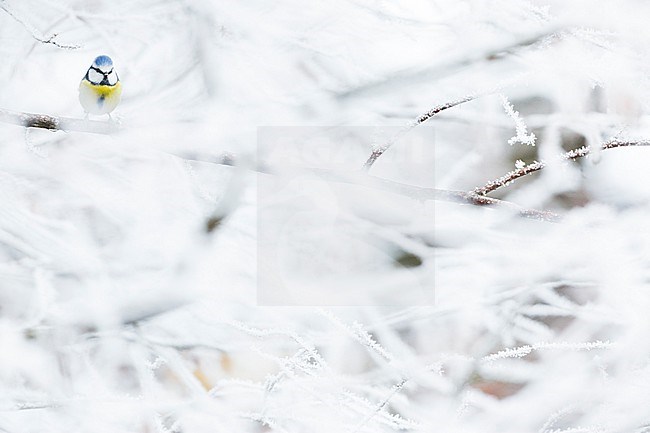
88 69 103 84
107 71 118 85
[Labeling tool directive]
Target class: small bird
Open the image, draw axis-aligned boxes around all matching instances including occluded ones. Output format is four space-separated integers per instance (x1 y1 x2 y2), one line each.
79 55 122 118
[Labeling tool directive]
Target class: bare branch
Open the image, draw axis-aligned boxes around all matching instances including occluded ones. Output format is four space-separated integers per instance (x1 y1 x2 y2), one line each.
0 2 80 50
0 108 118 135
363 93 478 170
473 139 650 196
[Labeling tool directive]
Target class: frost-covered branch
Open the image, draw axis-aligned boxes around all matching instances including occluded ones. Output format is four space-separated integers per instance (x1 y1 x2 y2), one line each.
482 340 613 363
363 94 478 170
0 108 118 135
473 139 650 196
0 1 79 49
351 378 412 433
474 160 546 197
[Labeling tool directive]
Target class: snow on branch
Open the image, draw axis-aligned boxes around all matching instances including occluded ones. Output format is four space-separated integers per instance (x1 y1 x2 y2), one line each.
0 108 118 135
473 139 650 196
0 1 80 49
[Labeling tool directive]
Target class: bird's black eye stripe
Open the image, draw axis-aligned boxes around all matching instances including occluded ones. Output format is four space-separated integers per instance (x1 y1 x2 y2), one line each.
86 66 118 85
90 66 114 76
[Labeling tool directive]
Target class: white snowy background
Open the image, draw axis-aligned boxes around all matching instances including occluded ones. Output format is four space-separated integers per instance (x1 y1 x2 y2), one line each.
1 0 650 432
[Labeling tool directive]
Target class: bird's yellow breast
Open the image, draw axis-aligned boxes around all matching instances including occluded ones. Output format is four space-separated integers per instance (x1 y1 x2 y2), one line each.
79 80 122 115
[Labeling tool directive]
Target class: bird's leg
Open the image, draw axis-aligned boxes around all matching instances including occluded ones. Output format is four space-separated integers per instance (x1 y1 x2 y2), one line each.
83 112 89 120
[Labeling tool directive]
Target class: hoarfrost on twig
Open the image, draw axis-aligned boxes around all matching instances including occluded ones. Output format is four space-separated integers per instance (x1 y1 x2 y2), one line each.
500 95 536 146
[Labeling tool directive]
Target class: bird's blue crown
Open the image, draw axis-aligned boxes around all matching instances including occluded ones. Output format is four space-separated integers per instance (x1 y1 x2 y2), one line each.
93 55 113 67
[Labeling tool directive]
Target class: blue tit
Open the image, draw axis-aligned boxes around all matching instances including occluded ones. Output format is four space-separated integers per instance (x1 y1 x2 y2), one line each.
79 55 122 117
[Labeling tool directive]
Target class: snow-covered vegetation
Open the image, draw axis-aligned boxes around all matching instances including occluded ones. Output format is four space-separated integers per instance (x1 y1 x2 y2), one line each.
2 0 650 431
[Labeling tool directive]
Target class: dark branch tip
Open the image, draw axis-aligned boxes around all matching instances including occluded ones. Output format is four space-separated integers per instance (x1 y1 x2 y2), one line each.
206 216 225 233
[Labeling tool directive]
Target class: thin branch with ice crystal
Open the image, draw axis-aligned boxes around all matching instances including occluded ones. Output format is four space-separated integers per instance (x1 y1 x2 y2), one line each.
473 139 650 196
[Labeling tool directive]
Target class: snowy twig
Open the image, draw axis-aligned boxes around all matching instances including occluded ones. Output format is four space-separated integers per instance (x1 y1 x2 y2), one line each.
482 340 613 363
473 139 650 196
351 378 411 433
474 160 546 197
363 93 478 170
225 320 329 371
500 95 536 146
0 108 118 135
0 1 80 49
319 309 395 363
343 388 418 430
